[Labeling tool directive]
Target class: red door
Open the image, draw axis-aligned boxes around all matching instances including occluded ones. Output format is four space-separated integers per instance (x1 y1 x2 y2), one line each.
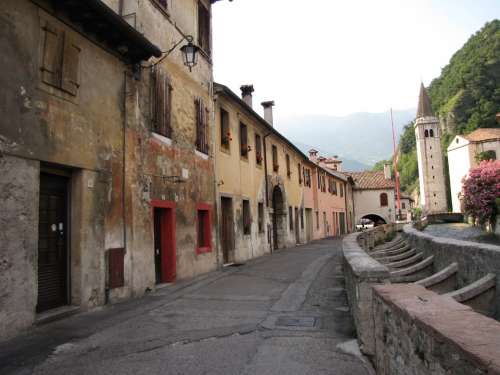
152 201 176 283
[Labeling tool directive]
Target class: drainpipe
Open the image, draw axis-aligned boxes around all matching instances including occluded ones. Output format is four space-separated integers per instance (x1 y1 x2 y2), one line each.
263 132 272 252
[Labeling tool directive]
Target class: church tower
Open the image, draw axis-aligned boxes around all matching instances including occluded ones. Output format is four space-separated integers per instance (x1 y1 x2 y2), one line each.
414 83 448 213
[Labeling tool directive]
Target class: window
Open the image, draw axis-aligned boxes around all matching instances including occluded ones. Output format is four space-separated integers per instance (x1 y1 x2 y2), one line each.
258 202 264 233
340 183 344 197
304 168 311 187
298 163 302 184
289 206 293 230
220 108 230 149
380 193 388 207
242 199 251 235
429 129 434 137
152 66 173 138
272 145 279 171
424 129 429 137
300 208 304 229
333 180 338 195
316 211 319 230
402 202 406 209
286 154 291 177
152 0 168 11
41 21 81 96
255 134 263 165
195 98 209 154
197 1 211 55
196 204 212 253
240 122 248 158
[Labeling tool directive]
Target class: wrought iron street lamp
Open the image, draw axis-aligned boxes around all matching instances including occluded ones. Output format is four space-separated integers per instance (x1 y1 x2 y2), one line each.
153 35 200 72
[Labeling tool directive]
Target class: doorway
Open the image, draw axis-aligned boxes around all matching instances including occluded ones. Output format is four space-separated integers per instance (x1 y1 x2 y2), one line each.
305 208 313 242
339 212 346 235
37 172 69 313
272 186 284 250
153 204 176 284
294 207 300 244
220 197 234 264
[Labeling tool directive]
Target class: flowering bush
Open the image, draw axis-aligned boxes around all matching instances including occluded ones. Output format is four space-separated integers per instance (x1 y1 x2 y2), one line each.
462 160 500 224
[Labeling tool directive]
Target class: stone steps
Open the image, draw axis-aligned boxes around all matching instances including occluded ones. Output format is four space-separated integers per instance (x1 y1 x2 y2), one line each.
377 248 417 263
444 273 497 317
372 244 411 257
386 252 424 269
415 262 458 294
390 256 434 283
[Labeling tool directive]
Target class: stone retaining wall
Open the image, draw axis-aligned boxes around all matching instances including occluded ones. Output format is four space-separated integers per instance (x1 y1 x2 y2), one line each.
342 225 397 357
373 284 500 375
403 225 500 319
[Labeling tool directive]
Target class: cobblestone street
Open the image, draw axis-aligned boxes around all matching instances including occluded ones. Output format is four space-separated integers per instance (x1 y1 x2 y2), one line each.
0 238 370 375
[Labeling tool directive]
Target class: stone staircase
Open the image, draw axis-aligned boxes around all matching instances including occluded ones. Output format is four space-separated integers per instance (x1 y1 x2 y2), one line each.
369 236 497 318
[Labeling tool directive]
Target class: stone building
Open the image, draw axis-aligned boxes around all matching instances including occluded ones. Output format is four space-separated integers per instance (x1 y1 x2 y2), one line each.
0 0 226 341
447 128 500 212
414 83 448 213
345 164 396 226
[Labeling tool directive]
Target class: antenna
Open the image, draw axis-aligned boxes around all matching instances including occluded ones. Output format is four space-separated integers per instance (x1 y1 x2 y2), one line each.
391 108 401 217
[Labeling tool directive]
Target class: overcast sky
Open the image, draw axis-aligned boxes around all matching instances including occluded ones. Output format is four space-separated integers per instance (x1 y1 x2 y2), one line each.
212 0 499 120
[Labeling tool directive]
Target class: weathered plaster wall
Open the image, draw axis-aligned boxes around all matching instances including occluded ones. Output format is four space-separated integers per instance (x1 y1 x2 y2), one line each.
0 155 39 340
352 188 395 225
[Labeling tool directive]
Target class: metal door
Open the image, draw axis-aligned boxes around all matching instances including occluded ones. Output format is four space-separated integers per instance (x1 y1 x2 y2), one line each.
37 173 69 313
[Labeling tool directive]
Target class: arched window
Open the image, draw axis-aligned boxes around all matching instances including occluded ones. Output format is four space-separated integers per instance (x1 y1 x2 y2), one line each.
380 193 388 207
424 129 429 137
429 129 434 137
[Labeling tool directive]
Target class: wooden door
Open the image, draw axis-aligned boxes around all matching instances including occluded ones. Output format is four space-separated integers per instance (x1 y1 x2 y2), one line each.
340 212 346 235
294 207 300 244
305 208 313 242
220 197 234 264
153 207 176 284
37 173 69 313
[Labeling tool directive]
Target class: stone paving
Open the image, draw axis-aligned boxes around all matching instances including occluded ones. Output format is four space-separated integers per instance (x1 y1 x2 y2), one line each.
0 238 371 375
424 223 500 245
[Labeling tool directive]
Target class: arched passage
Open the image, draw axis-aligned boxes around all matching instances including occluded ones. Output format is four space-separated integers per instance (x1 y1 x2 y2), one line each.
272 185 285 250
361 214 387 227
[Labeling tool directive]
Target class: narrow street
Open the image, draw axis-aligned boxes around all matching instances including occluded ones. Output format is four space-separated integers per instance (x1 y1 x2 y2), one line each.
0 239 370 375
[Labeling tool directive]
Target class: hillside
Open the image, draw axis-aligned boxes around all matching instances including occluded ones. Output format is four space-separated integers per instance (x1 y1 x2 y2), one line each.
276 109 415 167
375 19 500 198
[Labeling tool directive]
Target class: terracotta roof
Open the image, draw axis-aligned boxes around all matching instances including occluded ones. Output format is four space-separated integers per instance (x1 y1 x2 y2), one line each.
416 83 433 118
462 128 500 143
344 171 395 190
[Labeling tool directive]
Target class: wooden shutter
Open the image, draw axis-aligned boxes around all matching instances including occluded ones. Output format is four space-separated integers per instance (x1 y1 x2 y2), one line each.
198 2 210 54
61 35 81 96
195 98 208 154
41 21 64 88
152 67 172 138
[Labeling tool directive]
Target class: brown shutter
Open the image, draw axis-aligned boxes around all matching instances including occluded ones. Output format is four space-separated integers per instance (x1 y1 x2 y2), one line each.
61 35 81 95
108 248 125 289
41 21 64 87
152 67 172 137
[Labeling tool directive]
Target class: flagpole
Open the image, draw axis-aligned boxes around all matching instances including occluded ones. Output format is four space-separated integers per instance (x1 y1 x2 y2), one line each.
391 108 401 217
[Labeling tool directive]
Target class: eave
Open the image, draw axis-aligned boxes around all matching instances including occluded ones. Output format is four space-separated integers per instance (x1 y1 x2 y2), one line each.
33 0 161 63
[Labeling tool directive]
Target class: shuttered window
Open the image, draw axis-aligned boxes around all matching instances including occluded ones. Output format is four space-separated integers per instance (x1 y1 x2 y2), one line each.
272 145 279 171
220 108 230 149
152 67 173 138
289 206 293 230
258 202 264 233
298 163 302 184
198 1 211 55
108 248 125 289
240 123 248 157
195 98 209 154
41 21 80 96
255 134 262 165
286 154 291 177
380 193 388 207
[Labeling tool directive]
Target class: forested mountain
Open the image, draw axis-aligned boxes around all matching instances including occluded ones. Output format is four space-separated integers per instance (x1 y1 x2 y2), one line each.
374 20 500 199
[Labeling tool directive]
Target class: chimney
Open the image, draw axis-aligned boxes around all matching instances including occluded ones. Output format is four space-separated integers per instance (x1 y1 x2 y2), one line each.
309 149 319 163
384 163 392 180
240 85 254 108
261 101 275 126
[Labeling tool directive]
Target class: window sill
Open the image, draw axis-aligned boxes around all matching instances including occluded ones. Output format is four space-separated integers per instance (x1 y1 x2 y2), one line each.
196 246 212 255
152 132 173 146
195 150 209 160
150 0 171 19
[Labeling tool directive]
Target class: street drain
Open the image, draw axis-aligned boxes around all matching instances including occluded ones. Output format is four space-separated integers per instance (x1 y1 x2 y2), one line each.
275 316 316 328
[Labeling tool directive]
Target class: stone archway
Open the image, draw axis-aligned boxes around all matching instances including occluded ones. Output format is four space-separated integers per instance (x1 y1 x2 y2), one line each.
272 185 285 250
361 214 387 227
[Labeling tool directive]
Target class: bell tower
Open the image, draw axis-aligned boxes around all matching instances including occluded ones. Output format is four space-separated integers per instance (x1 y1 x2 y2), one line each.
414 83 448 213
